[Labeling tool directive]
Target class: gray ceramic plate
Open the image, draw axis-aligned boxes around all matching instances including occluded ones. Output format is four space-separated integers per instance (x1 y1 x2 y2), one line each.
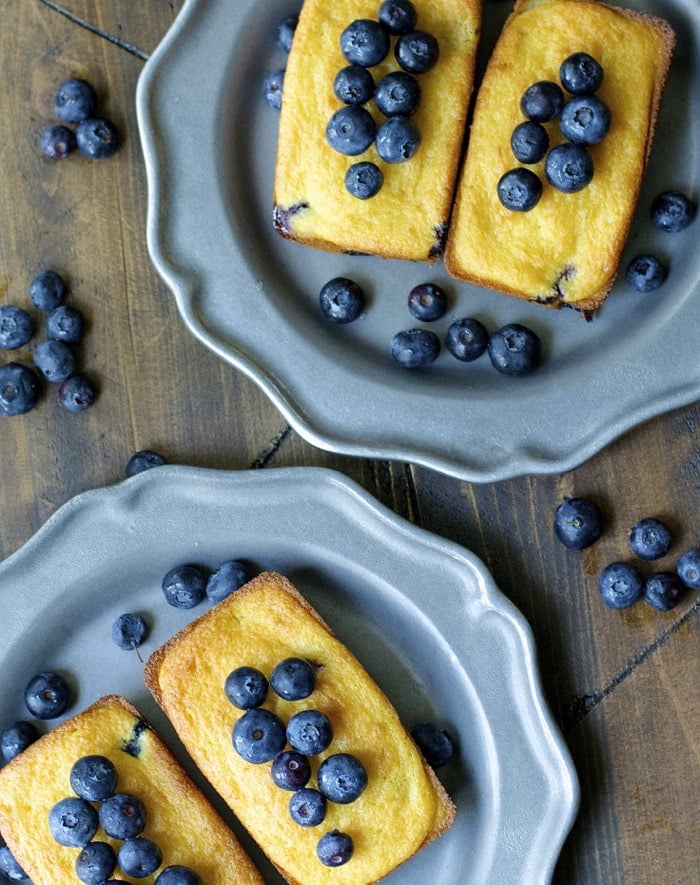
0 466 577 884
136 0 700 483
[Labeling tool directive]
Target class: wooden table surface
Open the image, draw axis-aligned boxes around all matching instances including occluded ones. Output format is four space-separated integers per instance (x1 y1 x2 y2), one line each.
1 2 698 883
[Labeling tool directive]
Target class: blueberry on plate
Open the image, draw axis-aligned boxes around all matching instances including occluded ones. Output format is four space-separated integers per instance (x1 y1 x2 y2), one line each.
340 19 390 68
629 517 672 560
75 117 120 159
445 317 489 362
394 29 439 74
487 323 541 375
650 190 696 232
206 559 249 603
407 282 447 321
317 830 354 867
0 362 41 416
46 304 84 344
326 105 377 156
276 15 298 53
643 572 684 611
1 721 40 762
317 753 368 803
0 844 27 881
49 797 99 847
224 666 269 710
54 78 97 123
378 0 417 35
289 788 327 827
319 277 365 322
271 751 312 791
286 709 333 755
375 116 421 163
25 670 72 719
232 708 287 763
125 449 167 476
345 161 383 200
625 254 667 293
410 721 456 768
333 65 375 105
58 373 97 412
497 168 542 212
70 755 118 802
111 612 148 651
262 69 285 110
0 305 34 350
270 657 316 700
598 562 644 609
510 121 549 164
374 71 421 117
155 866 201 885
161 563 207 609
40 124 77 160
554 497 603 549
99 793 147 839
559 52 604 95
29 269 66 311
676 549 700 589
559 95 611 145
545 143 594 193
520 80 564 122
33 339 76 383
390 328 440 368
117 837 162 878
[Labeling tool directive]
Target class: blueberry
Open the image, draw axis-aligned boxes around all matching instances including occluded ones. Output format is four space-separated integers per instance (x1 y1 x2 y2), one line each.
125 449 167 476
510 121 549 164
317 753 368 804
378 0 417 35
76 117 120 159
554 497 603 550
58 373 96 412
326 105 377 156
233 708 287 763
33 339 76 383
444 317 489 362
407 282 447 321
54 78 97 123
117 837 162 878
319 277 365 323
224 666 269 710
391 328 440 368
545 143 594 193
289 788 327 827
0 306 34 350
0 845 27 881
76 841 117 884
345 162 383 200
154 866 201 885
559 95 611 145
270 657 316 700
1 721 40 762
111 612 148 651
374 71 421 117
394 30 439 74
271 751 312 791
520 81 564 122
559 52 604 95
206 559 249 602
71 755 118 801
99 793 147 839
0 362 41 416
46 305 84 344
40 124 76 160
375 116 421 163
333 65 375 105
497 168 542 211
286 709 333 755
161 563 207 609
598 562 644 609
263 69 285 110
677 550 700 589
487 323 541 375
625 254 667 293
29 269 66 311
650 191 696 233
340 19 390 68
643 572 684 611
629 517 672 560
276 15 298 52
410 721 456 768
317 830 354 867
25 671 71 719
49 797 99 847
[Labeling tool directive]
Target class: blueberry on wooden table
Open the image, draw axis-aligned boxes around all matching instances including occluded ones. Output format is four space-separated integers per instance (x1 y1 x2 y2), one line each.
0 305 34 350
40 124 76 160
48 796 99 847
445 317 489 362
487 323 541 375
677 550 700 589
643 572 684 611
125 449 167 477
598 562 644 609
76 117 120 159
629 517 672 560
29 269 66 312
317 830 354 867
33 339 76 383
117 836 162 878
54 78 97 123
24 670 72 719
554 497 603 549
0 362 41 416
154 866 201 885
1 720 40 762
46 304 84 344
58 373 96 412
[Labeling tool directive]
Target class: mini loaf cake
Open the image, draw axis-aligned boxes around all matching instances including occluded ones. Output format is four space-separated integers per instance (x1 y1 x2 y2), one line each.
273 0 482 261
444 0 675 312
0 694 263 885
145 572 456 885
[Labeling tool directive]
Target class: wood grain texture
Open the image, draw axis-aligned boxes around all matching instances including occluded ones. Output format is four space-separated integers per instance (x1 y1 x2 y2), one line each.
0 3 698 885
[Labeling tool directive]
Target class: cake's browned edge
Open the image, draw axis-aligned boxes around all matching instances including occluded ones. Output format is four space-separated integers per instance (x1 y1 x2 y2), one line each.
145 571 457 884
445 0 676 313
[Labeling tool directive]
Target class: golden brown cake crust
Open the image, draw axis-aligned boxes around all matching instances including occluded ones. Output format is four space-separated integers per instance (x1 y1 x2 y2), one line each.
146 571 456 885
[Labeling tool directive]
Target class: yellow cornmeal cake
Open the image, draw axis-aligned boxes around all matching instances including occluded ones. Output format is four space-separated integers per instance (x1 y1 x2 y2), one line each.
145 572 456 885
0 695 263 885
444 0 675 312
273 0 482 261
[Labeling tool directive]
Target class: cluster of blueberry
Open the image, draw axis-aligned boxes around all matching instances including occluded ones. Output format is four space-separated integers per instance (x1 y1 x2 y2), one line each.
554 497 700 611
498 52 610 212
0 269 96 416
40 78 120 162
324 0 438 199
225 657 364 868
48 755 199 884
